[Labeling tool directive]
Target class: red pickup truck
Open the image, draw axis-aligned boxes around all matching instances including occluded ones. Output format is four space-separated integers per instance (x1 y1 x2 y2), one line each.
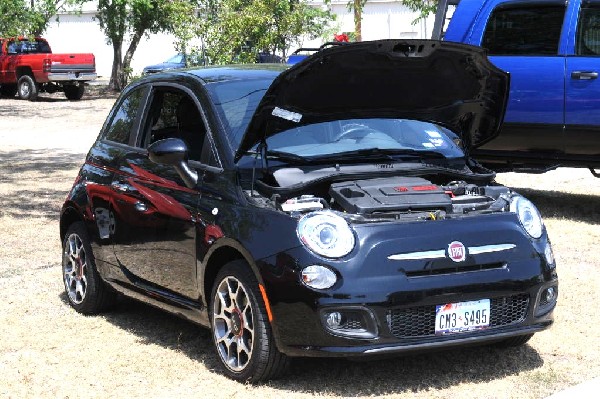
0 37 97 101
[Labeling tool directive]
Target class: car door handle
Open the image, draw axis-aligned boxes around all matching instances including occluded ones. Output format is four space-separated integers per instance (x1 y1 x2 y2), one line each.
571 71 598 80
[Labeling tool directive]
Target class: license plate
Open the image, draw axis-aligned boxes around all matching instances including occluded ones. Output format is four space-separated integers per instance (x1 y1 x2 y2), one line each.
435 299 490 335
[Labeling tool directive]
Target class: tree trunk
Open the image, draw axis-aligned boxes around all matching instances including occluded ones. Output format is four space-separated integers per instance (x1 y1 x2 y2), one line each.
109 41 123 91
354 0 362 42
122 30 144 84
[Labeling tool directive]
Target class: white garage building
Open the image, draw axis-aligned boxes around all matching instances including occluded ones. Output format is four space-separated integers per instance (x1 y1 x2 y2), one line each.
43 1 434 78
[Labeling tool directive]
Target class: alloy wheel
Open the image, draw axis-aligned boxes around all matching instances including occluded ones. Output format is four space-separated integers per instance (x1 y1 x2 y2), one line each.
63 233 88 304
212 276 255 372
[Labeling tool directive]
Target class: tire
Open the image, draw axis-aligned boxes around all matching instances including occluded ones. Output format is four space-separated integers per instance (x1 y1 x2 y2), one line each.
210 260 289 382
0 84 17 97
17 75 38 101
495 333 534 348
62 222 116 314
64 84 85 100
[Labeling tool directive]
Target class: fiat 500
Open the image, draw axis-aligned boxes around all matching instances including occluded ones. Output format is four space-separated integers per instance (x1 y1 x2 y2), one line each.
60 40 558 382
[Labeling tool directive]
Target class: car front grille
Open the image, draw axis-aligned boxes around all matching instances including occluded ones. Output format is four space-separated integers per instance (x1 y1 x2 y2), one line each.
387 294 530 339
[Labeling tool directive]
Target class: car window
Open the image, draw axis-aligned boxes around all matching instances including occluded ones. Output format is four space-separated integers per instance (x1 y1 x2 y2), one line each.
482 4 566 55
141 87 207 162
103 87 145 144
576 1 600 55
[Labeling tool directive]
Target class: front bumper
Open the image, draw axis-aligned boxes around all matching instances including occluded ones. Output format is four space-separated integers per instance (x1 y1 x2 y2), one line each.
256 214 558 358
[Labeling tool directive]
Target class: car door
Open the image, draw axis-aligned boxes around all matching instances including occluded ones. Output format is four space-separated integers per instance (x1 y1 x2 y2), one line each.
110 83 209 300
468 0 568 154
565 0 600 156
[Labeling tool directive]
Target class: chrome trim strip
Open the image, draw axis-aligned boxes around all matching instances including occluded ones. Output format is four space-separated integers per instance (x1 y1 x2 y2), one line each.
387 250 446 261
387 243 515 261
468 244 516 255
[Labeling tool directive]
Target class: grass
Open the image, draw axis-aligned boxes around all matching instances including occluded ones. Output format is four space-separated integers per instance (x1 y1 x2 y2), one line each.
0 97 599 398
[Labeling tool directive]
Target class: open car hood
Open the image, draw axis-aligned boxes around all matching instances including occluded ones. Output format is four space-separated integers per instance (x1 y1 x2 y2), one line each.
234 40 509 162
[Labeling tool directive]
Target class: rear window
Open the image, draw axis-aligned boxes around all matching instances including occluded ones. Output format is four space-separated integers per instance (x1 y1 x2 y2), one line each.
482 4 566 55
7 39 51 54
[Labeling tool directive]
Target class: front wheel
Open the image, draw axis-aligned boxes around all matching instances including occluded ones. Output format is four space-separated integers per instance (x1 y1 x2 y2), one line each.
210 260 289 382
64 84 85 100
17 75 38 101
62 222 116 314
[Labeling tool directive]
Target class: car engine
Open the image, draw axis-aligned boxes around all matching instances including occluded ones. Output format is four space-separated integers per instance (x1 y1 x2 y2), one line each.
251 175 512 222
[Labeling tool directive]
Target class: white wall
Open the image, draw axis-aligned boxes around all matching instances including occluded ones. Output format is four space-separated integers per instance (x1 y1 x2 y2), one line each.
44 1 434 78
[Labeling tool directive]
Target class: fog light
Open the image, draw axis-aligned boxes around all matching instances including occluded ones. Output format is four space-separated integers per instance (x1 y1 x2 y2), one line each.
536 285 558 316
544 243 555 266
320 308 378 339
301 265 337 290
326 311 342 328
544 287 556 303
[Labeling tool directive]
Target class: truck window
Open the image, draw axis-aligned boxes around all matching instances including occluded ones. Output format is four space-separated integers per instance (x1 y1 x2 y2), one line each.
482 4 566 55
576 1 600 55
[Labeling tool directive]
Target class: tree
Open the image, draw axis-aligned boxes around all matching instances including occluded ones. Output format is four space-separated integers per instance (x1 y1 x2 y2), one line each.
29 1 75 36
94 0 199 91
345 0 438 42
0 1 76 37
201 0 333 65
0 0 31 37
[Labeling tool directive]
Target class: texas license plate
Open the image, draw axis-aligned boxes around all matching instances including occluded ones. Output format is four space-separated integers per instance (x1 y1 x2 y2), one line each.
435 299 490 335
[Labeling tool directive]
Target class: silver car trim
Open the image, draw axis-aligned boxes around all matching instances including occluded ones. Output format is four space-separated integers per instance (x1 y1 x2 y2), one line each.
387 243 516 261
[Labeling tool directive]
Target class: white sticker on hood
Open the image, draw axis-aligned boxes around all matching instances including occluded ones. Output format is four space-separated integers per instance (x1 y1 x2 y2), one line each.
272 107 302 123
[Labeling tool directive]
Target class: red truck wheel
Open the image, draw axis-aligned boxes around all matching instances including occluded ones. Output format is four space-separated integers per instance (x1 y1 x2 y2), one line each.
17 75 38 101
64 84 85 101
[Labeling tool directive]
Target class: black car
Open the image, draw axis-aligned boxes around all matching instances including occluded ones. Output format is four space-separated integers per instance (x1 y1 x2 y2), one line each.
60 40 558 382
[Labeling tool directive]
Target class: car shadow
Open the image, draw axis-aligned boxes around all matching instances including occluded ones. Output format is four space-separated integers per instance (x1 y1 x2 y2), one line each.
509 187 600 225
66 293 544 394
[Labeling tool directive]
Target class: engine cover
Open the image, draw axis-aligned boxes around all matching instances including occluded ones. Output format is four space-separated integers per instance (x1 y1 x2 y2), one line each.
329 177 452 214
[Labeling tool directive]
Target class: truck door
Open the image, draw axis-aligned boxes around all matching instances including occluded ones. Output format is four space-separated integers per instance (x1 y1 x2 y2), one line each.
565 0 600 156
470 1 568 155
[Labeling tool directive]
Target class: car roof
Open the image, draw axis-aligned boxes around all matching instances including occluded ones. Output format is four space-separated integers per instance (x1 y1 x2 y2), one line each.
184 64 288 83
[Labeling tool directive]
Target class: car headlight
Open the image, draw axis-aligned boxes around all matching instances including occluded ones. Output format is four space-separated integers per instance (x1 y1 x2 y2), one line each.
297 211 355 258
510 196 544 239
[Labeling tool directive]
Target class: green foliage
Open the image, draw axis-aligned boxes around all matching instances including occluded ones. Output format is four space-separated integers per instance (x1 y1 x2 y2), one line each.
0 0 31 37
199 0 334 65
402 0 438 23
0 0 74 37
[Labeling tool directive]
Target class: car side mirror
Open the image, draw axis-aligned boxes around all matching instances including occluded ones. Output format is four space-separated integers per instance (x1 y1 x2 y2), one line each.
147 138 198 188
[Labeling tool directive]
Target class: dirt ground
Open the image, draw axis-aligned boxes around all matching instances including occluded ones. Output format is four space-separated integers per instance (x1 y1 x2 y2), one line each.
1 90 599 399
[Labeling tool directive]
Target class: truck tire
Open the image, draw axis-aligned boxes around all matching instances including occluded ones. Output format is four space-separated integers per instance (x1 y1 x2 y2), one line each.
0 84 17 97
17 75 38 101
64 84 85 101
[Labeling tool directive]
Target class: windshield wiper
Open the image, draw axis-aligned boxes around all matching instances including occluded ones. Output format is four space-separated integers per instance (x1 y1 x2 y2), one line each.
264 149 311 164
307 148 447 162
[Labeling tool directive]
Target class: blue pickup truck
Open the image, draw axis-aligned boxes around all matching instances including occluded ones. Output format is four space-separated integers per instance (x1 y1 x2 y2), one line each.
434 0 600 176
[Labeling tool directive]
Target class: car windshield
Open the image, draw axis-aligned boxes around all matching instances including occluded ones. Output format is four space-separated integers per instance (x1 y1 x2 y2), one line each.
208 79 464 161
208 78 273 149
265 119 464 160
165 54 184 63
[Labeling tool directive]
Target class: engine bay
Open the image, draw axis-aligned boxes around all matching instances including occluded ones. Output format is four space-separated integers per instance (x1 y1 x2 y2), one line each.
248 173 512 222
